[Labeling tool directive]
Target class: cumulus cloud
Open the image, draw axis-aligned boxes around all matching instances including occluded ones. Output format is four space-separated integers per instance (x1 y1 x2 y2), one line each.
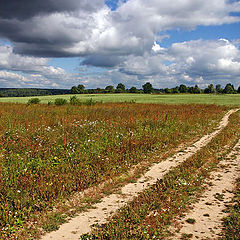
0 0 104 20
0 45 76 88
0 45 66 77
0 0 239 59
118 39 240 88
0 70 80 89
0 0 239 88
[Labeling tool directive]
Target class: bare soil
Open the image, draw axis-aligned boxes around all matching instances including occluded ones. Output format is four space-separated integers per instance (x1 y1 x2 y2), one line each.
169 138 240 240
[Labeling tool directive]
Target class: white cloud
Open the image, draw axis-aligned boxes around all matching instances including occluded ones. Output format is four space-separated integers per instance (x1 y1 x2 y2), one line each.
0 0 240 88
0 45 67 78
1 0 239 60
116 39 240 88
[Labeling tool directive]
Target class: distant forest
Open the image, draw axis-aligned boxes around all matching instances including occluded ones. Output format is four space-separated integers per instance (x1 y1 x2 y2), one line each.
0 88 70 97
0 82 239 97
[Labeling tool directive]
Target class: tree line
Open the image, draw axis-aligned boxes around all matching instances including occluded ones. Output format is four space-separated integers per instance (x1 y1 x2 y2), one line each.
0 83 239 98
70 82 155 94
71 82 240 94
0 88 70 97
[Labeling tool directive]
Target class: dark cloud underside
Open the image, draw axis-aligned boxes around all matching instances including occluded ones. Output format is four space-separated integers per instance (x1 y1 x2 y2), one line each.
0 0 103 19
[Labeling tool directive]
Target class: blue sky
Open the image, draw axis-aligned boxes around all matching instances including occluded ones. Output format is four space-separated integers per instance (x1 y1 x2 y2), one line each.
0 0 239 89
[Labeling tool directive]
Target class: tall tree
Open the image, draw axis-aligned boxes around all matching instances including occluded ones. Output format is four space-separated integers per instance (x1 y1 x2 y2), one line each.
215 84 223 93
105 85 114 93
77 84 85 94
223 83 235 94
70 86 79 94
193 85 201 94
142 82 154 94
116 83 126 93
204 84 216 93
129 87 138 93
179 84 188 93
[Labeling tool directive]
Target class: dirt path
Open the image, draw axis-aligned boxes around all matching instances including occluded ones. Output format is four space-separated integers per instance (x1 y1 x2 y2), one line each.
170 138 240 240
41 109 238 240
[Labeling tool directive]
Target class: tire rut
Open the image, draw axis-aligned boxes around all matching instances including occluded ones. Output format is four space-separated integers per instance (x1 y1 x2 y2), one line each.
170 138 240 240
41 109 239 240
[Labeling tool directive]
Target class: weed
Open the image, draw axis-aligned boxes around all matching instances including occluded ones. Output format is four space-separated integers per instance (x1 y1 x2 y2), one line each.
0 102 228 238
186 218 196 224
181 233 193 239
80 110 240 239
221 178 240 240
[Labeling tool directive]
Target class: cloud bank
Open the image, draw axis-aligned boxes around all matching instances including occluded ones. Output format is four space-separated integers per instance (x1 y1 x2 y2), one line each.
0 0 239 88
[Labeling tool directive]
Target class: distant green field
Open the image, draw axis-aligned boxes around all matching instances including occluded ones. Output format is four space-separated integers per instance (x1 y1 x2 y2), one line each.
0 93 239 106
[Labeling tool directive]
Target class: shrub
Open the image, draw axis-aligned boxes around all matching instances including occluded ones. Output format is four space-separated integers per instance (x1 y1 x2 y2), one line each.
27 98 41 104
54 98 67 106
84 98 97 106
70 96 82 105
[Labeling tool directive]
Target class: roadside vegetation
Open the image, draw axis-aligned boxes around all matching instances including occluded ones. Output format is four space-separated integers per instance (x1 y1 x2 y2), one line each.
222 178 240 240
80 111 240 239
0 102 226 239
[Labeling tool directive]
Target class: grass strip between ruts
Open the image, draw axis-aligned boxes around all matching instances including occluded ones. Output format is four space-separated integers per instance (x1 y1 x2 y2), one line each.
80 111 240 240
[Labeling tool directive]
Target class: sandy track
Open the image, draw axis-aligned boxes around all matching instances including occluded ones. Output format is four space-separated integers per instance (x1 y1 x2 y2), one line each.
170 138 240 240
41 109 238 240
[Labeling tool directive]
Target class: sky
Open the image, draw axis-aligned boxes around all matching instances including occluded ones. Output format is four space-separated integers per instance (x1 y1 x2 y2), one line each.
0 0 239 89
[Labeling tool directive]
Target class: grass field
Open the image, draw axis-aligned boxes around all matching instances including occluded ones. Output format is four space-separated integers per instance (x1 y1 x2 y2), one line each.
0 103 226 239
0 93 239 106
82 111 240 240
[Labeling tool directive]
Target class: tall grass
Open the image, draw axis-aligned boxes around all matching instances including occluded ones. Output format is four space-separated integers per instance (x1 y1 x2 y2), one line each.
0 103 225 238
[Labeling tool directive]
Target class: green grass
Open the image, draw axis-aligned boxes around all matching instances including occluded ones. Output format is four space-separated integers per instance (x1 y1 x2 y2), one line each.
0 93 239 106
80 111 240 240
222 178 240 240
0 103 225 239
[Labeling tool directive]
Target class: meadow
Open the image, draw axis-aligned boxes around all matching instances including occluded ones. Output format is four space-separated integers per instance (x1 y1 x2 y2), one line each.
0 93 239 106
81 111 240 239
0 102 227 239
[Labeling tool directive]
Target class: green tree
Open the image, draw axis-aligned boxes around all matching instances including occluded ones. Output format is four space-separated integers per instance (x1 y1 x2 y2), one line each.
105 85 114 93
187 87 194 94
96 88 104 93
70 86 79 94
238 86 240 94
77 84 85 94
193 85 201 94
116 83 126 93
142 82 154 94
179 84 188 93
164 88 172 94
129 87 138 93
223 83 235 94
172 86 179 93
204 84 216 94
215 84 223 94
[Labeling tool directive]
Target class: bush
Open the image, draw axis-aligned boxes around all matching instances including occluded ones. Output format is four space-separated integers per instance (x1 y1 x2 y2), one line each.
70 96 82 105
84 98 100 106
54 98 67 106
27 98 41 104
